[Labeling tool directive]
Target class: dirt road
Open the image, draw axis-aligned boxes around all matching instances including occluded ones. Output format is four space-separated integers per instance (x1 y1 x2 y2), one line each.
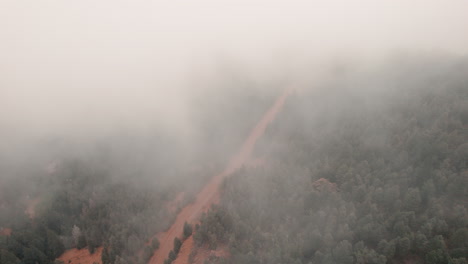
148 88 292 264
57 247 103 264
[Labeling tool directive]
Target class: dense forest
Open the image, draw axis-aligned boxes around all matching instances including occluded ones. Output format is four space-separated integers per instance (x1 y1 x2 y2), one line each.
0 81 273 264
1 55 467 264
1 0 467 263
194 56 468 264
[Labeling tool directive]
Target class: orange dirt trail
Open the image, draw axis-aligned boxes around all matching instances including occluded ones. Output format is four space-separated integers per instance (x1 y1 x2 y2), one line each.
57 247 103 264
148 88 292 264
172 236 194 264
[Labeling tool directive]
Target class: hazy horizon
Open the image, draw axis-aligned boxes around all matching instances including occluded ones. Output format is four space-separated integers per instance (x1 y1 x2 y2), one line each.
1 0 468 143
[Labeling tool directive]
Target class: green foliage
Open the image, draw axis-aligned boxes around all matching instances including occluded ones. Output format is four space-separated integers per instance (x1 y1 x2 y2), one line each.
1 55 466 264
193 56 468 264
0 157 173 263
22 247 48 264
332 240 353 264
163 249 178 264
46 230 65 259
0 249 21 264
173 237 182 255
102 247 110 264
425 249 448 264
450 228 468 248
183 222 193 239
194 207 232 249
396 237 411 257
142 246 154 263
168 250 176 261
354 245 386 264
152 238 160 250
77 234 87 250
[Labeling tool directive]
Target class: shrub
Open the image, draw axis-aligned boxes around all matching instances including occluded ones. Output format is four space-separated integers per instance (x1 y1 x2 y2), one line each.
152 238 160 250
173 237 182 254
183 222 193 239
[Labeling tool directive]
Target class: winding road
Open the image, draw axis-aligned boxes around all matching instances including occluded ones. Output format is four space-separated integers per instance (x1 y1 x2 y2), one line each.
148 87 292 264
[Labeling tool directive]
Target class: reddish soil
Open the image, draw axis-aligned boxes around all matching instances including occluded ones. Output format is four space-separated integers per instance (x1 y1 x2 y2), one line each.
0 227 12 236
149 88 292 264
312 178 338 192
58 190 188 263
57 247 103 264
143 192 188 250
172 235 194 264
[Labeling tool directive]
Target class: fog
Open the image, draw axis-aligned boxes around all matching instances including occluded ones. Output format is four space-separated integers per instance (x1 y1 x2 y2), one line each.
1 0 467 141
1 1 467 263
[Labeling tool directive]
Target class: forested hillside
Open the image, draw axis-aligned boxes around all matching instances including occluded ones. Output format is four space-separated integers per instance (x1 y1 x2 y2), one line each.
2 0 468 263
194 56 468 264
0 153 175 264
0 82 273 264
1 55 466 264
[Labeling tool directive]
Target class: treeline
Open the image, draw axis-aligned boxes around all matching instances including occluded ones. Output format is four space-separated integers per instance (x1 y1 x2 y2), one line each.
0 156 175 264
0 72 278 264
195 55 468 264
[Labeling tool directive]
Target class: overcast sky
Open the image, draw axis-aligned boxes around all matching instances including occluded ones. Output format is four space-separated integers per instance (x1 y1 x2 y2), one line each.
1 0 467 140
